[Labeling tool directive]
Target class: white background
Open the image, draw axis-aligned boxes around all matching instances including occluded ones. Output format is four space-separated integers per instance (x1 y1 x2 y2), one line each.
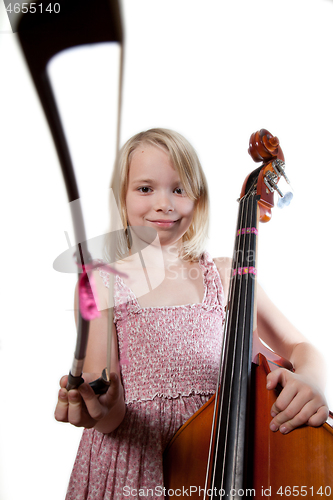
1 0 333 498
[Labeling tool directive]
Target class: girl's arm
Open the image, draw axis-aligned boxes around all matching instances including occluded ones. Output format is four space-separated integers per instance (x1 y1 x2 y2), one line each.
256 285 328 434
214 257 329 434
54 276 126 434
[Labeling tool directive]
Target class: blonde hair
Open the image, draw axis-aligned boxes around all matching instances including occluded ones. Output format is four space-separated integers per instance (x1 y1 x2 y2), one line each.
108 128 209 262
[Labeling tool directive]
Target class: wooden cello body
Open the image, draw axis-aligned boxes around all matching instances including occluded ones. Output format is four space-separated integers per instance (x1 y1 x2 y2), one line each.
164 357 333 498
163 130 333 499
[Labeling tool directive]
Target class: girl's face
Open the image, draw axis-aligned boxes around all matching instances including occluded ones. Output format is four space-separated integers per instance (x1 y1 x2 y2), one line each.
126 144 195 248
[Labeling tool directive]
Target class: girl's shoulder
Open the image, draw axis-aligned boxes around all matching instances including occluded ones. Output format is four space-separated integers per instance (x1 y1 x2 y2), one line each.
212 256 232 299
212 255 232 269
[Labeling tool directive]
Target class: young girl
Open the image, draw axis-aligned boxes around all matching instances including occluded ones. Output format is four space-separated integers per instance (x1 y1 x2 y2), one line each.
55 128 329 499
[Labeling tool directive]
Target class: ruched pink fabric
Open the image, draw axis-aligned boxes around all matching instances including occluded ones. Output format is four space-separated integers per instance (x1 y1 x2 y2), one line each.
66 253 225 500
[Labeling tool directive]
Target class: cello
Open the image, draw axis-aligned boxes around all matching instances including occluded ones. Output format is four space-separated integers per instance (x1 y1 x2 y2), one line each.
163 129 333 499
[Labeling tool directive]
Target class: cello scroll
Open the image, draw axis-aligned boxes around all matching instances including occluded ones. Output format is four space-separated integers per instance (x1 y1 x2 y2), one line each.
241 129 293 222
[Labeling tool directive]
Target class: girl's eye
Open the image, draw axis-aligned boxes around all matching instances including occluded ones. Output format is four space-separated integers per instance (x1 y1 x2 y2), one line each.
174 187 185 195
138 186 152 193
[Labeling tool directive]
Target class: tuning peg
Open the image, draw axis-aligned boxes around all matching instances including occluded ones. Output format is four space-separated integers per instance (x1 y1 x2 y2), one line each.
272 159 293 208
272 159 291 185
263 171 283 196
277 190 293 208
263 168 294 209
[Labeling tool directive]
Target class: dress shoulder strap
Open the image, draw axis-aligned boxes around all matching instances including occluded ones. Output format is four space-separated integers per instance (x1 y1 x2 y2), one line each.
199 252 225 309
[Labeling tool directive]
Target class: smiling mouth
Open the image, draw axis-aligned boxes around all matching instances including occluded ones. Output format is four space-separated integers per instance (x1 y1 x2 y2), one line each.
147 219 179 226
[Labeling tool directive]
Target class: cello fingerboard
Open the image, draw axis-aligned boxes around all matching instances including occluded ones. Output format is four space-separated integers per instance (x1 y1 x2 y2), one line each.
207 192 260 496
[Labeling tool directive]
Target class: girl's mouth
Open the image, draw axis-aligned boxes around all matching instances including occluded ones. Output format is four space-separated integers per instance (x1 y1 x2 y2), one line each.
147 219 179 227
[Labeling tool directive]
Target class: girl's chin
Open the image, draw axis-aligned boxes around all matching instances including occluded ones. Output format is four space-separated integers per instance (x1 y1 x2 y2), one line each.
158 236 184 248
128 221 189 249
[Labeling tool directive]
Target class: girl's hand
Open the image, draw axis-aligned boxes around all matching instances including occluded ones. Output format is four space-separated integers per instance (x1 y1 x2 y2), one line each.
266 368 329 434
54 372 125 433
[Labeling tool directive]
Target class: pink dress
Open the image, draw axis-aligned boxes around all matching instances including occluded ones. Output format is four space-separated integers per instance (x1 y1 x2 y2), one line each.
66 253 225 500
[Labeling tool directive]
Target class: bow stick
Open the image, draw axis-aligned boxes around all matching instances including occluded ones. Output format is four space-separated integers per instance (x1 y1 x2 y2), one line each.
17 0 124 394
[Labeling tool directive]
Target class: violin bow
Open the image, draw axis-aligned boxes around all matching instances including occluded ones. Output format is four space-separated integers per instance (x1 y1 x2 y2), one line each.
17 0 124 393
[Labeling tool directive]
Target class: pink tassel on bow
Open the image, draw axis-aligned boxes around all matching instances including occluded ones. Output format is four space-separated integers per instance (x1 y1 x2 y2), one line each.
77 261 127 321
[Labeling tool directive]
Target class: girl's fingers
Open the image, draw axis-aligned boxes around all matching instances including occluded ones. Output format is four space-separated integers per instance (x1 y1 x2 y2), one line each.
55 372 123 428
266 368 283 390
270 395 313 433
99 373 122 408
54 388 69 422
266 369 329 433
77 383 106 421
67 389 84 424
78 373 121 421
270 379 299 418
67 389 95 428
59 375 68 389
307 405 329 427
270 398 327 434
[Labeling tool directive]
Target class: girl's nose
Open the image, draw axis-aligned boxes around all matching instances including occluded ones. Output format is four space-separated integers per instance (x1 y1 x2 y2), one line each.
155 192 174 212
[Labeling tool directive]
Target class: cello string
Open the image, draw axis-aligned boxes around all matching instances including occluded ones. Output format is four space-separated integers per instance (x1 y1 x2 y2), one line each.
223 182 258 496
209 190 250 498
206 169 259 498
229 193 255 495
216 186 256 498
217 193 252 498
204 193 246 499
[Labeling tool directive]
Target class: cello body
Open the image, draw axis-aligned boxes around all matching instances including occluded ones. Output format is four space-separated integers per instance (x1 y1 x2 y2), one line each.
163 130 333 499
164 354 333 498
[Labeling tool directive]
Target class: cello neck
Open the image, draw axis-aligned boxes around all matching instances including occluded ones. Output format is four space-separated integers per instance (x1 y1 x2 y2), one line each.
207 193 260 496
